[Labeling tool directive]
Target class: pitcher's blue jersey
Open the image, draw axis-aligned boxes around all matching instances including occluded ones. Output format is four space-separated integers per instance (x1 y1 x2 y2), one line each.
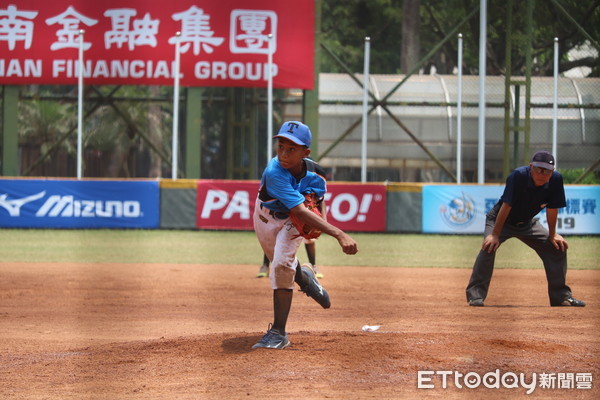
258 157 326 214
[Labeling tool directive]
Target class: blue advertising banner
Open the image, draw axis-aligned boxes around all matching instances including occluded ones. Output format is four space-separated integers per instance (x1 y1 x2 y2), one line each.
423 185 600 235
0 179 159 228
422 185 503 234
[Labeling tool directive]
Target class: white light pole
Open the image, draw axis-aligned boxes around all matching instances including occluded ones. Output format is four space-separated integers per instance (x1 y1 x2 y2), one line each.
457 33 463 184
171 32 181 180
267 34 274 164
361 37 371 183
477 0 487 183
552 37 559 164
77 29 85 180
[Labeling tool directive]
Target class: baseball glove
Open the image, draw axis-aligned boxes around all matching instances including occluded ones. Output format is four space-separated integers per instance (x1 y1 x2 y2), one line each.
290 193 322 240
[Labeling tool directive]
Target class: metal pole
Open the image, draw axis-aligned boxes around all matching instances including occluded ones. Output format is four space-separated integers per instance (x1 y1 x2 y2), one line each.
361 37 371 183
267 34 274 164
77 30 85 179
77 29 85 179
523 0 533 165
172 32 181 180
513 85 520 169
552 37 559 164
503 0 513 179
477 0 487 184
457 33 463 184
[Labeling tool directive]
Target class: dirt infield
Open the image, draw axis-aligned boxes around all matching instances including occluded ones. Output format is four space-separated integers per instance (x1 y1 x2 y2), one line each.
0 262 598 399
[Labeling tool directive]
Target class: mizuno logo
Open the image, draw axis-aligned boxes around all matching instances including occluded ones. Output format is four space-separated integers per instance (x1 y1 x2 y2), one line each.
36 195 142 218
0 191 46 216
0 192 142 218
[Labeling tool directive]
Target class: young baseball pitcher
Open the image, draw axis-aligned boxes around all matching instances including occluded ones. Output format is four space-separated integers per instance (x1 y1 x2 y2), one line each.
252 121 358 349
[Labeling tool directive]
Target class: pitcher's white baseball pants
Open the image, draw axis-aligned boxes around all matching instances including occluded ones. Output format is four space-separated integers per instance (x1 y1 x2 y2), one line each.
253 199 303 290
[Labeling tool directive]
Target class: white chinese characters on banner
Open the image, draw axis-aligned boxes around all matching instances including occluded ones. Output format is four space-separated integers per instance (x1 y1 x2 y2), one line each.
45 6 97 50
230 9 277 54
2 4 271 54
169 6 224 55
104 9 159 50
0 4 38 50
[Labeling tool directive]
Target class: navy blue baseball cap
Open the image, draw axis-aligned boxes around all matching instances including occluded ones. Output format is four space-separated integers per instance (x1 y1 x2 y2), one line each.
274 121 312 148
531 150 555 170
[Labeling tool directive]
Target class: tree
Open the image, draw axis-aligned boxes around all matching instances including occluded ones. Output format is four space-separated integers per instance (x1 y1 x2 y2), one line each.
320 0 600 77
321 0 404 73
401 0 421 74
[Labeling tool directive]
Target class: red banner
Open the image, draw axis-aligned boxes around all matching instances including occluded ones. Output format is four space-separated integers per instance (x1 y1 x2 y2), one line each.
197 179 259 230
196 180 387 232
324 183 387 232
0 0 314 88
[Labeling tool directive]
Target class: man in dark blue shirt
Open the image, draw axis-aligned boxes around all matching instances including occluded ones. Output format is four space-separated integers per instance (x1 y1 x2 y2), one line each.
466 150 585 307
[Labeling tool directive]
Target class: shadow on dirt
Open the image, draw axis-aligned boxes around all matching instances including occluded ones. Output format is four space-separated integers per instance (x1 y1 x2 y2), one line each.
221 335 263 354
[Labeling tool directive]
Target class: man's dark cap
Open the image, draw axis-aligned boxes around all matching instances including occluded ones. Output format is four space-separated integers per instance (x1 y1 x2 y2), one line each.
531 150 555 170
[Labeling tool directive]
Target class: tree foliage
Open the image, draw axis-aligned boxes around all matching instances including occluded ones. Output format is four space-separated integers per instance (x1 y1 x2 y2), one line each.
320 0 599 77
321 0 403 74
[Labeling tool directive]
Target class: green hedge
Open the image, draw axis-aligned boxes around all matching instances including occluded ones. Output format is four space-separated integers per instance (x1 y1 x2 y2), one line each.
559 168 600 184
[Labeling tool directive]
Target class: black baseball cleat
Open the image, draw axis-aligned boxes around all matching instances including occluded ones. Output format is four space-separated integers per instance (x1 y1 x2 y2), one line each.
468 298 484 307
252 324 291 349
556 296 586 307
298 263 330 309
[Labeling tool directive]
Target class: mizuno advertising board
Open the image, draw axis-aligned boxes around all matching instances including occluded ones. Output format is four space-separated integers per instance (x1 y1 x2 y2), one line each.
196 180 387 232
0 0 314 88
0 179 159 228
423 185 600 235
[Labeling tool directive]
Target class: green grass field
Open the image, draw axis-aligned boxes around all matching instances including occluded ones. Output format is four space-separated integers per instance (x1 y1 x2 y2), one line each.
1 229 598 269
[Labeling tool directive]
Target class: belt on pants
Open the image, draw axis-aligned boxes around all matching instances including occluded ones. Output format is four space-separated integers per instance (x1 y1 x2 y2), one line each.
260 204 289 220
